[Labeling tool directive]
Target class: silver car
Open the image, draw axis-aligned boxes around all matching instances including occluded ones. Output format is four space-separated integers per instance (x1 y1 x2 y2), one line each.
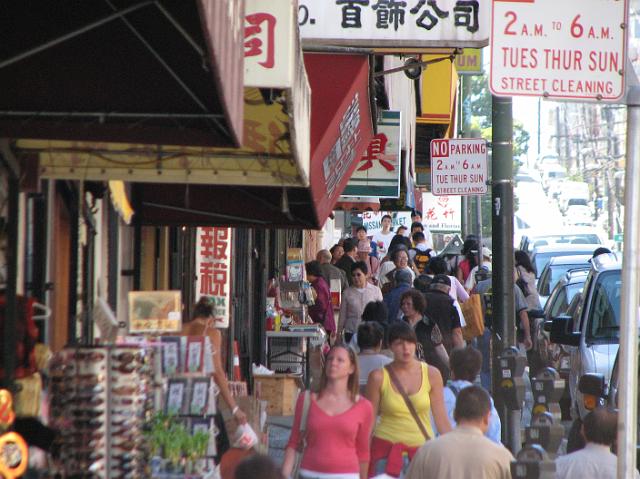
548 253 621 450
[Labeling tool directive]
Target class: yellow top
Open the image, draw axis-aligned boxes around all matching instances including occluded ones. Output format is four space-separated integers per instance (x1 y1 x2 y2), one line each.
373 362 434 447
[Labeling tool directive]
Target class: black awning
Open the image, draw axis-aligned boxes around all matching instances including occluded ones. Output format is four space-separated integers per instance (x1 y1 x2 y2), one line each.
132 183 320 229
0 0 244 147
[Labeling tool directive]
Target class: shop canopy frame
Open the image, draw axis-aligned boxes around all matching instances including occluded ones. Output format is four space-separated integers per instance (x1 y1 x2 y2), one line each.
0 0 244 147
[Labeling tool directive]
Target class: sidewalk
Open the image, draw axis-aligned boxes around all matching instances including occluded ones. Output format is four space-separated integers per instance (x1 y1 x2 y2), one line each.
266 416 294 467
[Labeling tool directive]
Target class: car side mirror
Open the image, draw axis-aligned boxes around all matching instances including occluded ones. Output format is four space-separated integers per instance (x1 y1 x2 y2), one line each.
549 315 580 346
578 373 606 398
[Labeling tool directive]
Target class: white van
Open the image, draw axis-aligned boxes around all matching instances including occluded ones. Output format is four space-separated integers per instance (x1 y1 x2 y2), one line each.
541 163 567 191
559 181 590 212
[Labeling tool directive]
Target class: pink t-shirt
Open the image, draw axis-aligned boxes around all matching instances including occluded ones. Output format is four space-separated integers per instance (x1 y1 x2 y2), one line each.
287 394 373 474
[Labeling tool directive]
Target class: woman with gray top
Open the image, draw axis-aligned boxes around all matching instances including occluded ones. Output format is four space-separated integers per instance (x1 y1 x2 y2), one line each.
338 261 383 343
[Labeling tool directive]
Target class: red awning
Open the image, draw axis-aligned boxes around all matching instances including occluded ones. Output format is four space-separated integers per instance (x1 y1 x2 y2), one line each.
305 53 375 227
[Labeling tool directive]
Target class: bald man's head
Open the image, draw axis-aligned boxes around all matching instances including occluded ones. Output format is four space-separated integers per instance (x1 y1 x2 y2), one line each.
583 407 617 446
316 249 332 264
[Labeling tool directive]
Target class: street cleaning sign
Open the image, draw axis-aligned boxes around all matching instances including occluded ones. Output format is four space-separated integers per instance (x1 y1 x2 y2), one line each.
490 0 628 101
430 138 487 196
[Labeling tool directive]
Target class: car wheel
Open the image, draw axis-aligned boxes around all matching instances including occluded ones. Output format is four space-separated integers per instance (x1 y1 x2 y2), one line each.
567 417 585 453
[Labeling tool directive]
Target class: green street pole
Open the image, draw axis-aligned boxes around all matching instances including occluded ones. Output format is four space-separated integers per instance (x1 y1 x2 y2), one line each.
491 94 518 452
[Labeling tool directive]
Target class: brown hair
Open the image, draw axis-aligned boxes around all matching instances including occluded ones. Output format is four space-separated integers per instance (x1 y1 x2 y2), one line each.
454 385 491 422
318 344 360 401
400 289 426 314
387 320 418 345
450 346 483 381
189 297 213 324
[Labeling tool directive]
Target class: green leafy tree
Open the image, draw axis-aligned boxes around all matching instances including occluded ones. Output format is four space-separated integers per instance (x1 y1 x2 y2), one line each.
465 74 529 236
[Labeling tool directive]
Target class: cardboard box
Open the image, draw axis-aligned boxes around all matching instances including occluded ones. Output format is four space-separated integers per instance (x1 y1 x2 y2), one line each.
254 374 302 416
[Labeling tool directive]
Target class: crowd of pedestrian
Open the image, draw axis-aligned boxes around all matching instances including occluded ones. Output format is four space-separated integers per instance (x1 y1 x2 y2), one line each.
252 219 618 479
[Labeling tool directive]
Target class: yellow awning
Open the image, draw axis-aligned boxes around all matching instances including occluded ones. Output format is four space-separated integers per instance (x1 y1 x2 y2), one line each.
417 53 458 129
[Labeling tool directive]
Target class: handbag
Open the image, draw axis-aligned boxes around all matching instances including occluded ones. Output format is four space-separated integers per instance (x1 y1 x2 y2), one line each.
516 268 531 297
292 390 312 479
461 294 485 340
384 365 430 441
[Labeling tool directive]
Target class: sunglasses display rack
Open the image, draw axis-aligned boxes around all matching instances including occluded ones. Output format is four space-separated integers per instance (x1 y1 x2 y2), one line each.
49 345 155 479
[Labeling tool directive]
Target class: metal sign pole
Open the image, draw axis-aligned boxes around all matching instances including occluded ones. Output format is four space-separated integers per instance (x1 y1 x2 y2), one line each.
618 84 640 478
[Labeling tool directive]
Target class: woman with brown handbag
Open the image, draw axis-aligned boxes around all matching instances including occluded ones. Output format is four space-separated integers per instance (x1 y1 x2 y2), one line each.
365 321 452 478
282 345 374 479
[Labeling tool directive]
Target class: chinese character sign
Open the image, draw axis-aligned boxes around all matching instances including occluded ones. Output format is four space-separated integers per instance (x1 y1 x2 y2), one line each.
323 93 362 195
244 0 296 88
422 192 461 231
299 0 489 48
343 110 402 198
195 227 232 328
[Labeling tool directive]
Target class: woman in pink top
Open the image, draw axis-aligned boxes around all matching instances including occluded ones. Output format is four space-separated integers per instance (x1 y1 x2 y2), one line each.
282 345 374 479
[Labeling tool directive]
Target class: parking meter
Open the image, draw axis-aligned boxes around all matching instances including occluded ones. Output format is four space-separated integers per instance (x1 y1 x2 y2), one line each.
524 412 564 457
531 367 565 421
510 444 556 479
498 347 527 410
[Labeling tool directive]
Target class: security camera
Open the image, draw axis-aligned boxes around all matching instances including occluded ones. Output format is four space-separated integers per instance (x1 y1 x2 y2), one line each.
404 58 423 80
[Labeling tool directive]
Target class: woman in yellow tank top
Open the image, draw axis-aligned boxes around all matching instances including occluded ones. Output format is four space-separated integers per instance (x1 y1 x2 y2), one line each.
365 321 452 478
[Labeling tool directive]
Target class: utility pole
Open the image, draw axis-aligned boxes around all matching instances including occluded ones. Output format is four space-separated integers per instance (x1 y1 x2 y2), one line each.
460 76 472 236
491 95 517 452
617 84 640 479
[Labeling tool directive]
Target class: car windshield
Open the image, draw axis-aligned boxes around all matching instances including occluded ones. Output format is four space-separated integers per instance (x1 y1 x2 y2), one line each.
527 234 601 252
534 253 591 280
587 271 621 341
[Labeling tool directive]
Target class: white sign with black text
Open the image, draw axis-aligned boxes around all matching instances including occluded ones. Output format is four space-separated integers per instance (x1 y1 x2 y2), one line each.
430 138 488 196
299 0 489 48
490 0 628 101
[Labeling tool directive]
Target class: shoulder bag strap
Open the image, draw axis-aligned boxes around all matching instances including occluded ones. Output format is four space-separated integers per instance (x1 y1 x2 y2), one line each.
297 390 312 451
385 365 431 441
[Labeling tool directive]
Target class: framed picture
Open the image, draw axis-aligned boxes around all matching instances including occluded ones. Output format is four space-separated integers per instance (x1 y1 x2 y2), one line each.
166 379 187 415
190 417 212 435
189 378 210 415
161 336 181 375
186 336 205 373
128 290 182 333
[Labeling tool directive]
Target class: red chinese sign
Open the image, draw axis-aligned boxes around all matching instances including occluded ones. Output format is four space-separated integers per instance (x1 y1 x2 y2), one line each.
357 133 392 171
244 12 276 69
196 227 232 328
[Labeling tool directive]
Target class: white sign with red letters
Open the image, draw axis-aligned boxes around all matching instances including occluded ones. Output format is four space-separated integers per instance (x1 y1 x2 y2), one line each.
430 138 487 196
195 227 232 328
490 0 628 101
244 0 297 88
422 192 461 232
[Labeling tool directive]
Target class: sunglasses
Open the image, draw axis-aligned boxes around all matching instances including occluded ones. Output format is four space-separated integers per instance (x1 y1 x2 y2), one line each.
72 351 106 362
112 351 148 364
111 385 140 396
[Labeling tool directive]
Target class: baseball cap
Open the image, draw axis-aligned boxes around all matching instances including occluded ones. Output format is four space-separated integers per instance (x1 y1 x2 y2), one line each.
394 269 413 285
482 247 492 259
430 274 451 288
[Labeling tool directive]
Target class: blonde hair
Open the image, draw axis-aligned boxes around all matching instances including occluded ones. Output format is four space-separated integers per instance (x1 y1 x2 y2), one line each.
318 344 360 401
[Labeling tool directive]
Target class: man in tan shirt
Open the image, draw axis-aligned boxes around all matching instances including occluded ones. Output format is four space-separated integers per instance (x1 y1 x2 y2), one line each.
406 385 514 479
